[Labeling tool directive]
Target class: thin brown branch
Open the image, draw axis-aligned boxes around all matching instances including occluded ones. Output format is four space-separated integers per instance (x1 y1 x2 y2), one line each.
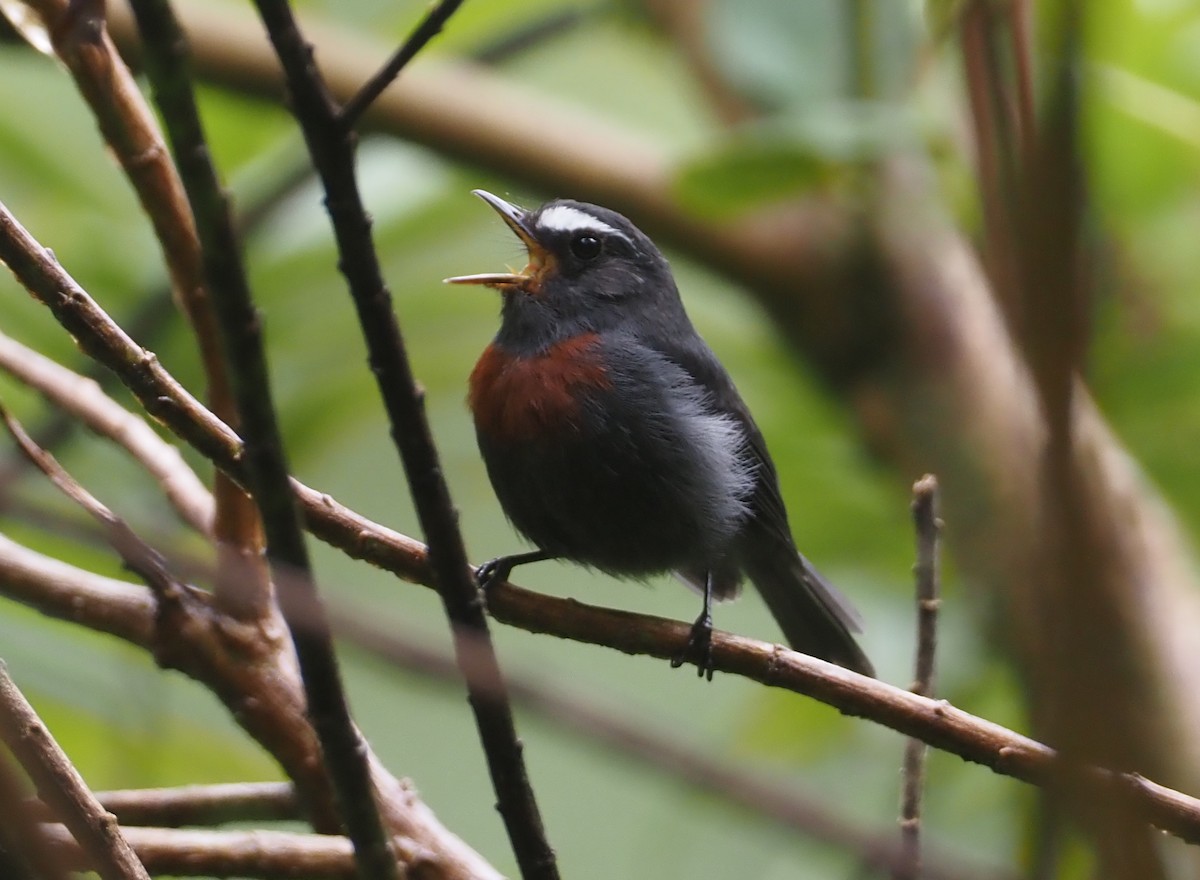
41 823 358 879
0 535 498 879
334 606 1016 880
895 474 942 880
0 331 213 533
0 664 150 880
0 403 188 610
908 476 942 698
0 532 155 645
0 200 247 523
19 0 267 614
0 334 210 533
27 782 299 827
338 0 466 130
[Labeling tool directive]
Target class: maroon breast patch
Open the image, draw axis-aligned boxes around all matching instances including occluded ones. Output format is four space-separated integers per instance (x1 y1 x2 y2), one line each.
469 334 612 442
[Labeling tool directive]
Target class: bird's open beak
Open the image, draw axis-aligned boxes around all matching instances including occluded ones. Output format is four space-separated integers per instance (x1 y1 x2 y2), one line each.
443 190 551 291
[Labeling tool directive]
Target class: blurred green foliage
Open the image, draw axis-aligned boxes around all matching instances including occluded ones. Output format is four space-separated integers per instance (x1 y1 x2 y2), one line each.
0 0 1197 877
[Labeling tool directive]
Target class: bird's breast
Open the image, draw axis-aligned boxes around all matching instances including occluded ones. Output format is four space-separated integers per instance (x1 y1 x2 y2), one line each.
469 334 612 443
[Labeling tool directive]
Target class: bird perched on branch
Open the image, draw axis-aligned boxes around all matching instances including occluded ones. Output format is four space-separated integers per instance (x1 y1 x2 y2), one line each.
446 190 873 678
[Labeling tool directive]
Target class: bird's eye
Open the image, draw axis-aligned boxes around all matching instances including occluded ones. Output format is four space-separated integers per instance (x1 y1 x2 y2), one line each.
569 234 603 261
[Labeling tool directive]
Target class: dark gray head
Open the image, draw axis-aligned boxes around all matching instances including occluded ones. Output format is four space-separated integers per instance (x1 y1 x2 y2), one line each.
445 191 688 353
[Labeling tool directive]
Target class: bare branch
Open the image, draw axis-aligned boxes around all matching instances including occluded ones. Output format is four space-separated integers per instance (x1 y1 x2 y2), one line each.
0 532 155 646
0 331 213 535
0 535 499 879
909 476 942 698
895 474 942 880
334 606 1017 880
0 403 191 611
338 0 466 130
27 782 299 827
0 664 150 880
0 201 246 499
41 823 358 879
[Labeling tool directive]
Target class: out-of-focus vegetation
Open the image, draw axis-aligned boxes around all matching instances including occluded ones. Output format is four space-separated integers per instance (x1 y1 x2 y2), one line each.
0 0 1197 877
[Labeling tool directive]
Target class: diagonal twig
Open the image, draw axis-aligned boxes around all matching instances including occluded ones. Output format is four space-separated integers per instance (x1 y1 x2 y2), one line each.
0 330 214 535
123 1 396 876
0 663 150 880
248 2 559 877
469 6 595 65
338 0 466 130
0 402 186 606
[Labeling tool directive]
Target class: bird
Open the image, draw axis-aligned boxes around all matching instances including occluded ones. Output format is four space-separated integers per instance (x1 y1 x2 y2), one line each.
445 189 873 678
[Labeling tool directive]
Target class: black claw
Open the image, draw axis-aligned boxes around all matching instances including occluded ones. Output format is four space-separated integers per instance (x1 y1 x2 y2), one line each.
670 611 715 681
474 550 551 592
474 557 512 592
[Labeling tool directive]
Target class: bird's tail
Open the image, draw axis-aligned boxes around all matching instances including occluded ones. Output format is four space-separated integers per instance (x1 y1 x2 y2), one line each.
742 534 875 677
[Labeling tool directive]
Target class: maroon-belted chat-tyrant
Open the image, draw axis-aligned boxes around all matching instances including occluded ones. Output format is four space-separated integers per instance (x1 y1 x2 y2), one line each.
445 190 874 679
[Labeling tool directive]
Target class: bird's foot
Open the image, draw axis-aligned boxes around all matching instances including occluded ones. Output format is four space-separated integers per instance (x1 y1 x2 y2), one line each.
474 557 514 593
474 549 552 593
670 610 715 681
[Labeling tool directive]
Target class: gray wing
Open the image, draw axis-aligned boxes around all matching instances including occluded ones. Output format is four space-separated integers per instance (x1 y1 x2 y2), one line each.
652 331 873 674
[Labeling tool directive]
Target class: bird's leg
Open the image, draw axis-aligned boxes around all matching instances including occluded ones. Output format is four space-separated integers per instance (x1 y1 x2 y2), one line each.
671 571 716 681
475 549 554 592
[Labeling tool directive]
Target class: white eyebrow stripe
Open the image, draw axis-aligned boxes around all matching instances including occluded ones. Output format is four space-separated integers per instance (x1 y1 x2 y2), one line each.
536 205 630 242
